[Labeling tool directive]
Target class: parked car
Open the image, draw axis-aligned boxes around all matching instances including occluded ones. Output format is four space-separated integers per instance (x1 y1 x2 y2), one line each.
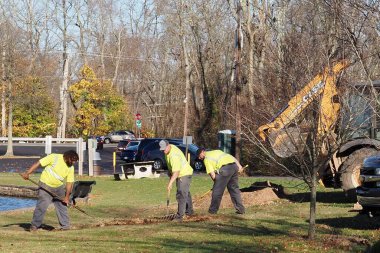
356 155 380 216
176 143 205 171
103 130 135 144
120 138 163 162
120 140 141 161
115 140 131 156
141 141 204 172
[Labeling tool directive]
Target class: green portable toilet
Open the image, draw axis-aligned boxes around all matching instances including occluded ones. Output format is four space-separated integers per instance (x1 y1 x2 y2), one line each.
218 130 236 156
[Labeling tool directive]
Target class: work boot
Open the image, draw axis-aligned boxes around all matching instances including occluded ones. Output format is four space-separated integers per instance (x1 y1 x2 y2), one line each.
29 225 39 232
53 226 70 231
171 214 183 222
172 217 183 223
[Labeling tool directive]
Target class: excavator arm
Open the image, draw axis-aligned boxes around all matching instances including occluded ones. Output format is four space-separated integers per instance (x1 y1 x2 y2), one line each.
257 60 350 157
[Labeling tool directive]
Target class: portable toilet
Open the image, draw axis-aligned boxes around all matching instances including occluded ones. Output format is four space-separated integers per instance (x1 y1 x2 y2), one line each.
218 130 236 156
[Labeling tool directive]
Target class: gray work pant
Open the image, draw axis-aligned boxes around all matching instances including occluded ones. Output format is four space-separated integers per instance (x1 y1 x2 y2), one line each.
209 163 245 214
176 175 193 218
31 182 70 229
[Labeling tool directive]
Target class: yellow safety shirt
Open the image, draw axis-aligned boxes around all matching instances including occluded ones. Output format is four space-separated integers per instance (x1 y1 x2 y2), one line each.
39 153 75 188
203 150 236 174
165 145 193 177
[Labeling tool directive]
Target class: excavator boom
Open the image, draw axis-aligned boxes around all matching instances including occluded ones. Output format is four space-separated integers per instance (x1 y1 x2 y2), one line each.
257 60 350 157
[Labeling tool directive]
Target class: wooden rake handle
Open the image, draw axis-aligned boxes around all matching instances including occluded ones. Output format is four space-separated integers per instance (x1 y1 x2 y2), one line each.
19 173 90 216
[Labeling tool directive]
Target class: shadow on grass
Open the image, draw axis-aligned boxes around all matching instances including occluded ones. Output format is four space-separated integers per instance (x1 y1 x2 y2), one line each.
240 181 357 204
316 214 380 230
317 213 380 230
283 190 357 204
2 223 55 231
240 181 356 203
241 181 356 204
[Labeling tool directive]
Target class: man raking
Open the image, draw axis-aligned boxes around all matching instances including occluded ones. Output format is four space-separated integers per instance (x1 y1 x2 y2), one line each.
160 140 193 222
21 150 79 231
196 148 245 215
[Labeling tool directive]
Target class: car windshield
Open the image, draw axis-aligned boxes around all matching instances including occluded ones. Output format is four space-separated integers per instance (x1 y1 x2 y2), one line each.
127 141 140 147
118 141 129 147
126 145 139 151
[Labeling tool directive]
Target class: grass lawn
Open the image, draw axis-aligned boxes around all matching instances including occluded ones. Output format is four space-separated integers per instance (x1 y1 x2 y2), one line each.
0 172 379 253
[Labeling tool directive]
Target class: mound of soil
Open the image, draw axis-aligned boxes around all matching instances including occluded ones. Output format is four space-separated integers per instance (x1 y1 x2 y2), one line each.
193 182 282 210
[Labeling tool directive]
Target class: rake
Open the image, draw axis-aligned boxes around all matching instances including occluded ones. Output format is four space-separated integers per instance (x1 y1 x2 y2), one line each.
166 188 171 215
20 173 90 216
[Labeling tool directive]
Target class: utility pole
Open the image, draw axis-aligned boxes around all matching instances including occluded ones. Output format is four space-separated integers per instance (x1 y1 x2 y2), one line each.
234 0 243 161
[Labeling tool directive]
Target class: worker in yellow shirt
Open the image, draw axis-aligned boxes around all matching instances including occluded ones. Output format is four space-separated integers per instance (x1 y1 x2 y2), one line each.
196 148 245 214
21 150 79 231
160 140 193 222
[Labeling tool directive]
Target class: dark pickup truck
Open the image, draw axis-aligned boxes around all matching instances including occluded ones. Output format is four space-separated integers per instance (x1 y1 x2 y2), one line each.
356 155 380 217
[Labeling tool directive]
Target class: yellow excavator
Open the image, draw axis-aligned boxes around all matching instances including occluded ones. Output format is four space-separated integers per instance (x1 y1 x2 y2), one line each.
258 60 380 192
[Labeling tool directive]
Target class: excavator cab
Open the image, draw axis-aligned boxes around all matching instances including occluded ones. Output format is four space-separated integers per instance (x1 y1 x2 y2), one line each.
341 81 380 141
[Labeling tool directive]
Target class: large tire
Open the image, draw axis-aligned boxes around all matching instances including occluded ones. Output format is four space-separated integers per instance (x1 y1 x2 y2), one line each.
104 138 111 144
340 148 378 191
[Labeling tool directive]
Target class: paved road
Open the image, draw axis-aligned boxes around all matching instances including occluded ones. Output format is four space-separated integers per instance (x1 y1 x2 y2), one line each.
0 143 125 175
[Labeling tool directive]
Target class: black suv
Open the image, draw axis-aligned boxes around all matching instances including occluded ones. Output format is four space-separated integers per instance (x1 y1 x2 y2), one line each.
119 140 143 161
356 155 380 216
141 141 205 172
115 140 131 156
120 138 170 162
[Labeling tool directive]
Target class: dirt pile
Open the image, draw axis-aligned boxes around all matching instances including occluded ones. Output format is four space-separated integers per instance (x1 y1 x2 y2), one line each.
193 181 283 210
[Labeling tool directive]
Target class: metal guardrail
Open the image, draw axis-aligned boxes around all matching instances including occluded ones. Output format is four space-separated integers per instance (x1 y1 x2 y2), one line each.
0 136 86 176
0 137 79 143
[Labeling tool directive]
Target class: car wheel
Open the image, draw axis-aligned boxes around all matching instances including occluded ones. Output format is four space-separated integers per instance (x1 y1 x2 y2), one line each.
153 159 164 171
194 161 204 171
104 138 111 144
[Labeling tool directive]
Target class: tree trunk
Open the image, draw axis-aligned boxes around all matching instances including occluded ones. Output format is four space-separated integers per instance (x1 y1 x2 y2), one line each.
1 43 6 137
246 0 256 107
57 0 69 139
308 169 317 240
5 86 13 156
75 3 88 65
57 53 69 139
182 35 190 138
276 0 289 96
112 29 123 88
235 2 243 161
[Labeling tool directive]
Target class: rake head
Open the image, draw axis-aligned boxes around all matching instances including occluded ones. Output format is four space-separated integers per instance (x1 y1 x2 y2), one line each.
153 213 177 221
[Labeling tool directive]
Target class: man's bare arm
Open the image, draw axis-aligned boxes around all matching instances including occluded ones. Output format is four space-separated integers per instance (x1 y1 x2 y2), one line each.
21 161 41 180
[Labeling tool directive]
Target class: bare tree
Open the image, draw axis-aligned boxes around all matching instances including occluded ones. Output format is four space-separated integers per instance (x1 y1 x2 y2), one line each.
1 20 15 156
1 31 6 137
56 0 70 139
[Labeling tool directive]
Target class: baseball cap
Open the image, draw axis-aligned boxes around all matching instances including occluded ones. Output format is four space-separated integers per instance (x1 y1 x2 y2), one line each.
159 140 169 150
196 147 205 158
